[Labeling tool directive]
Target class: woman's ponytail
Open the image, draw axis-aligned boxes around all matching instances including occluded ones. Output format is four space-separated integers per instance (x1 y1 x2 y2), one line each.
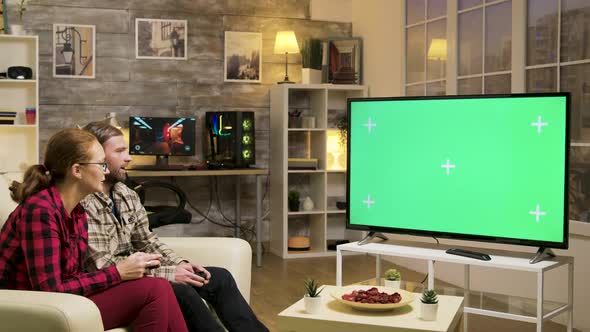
9 164 52 203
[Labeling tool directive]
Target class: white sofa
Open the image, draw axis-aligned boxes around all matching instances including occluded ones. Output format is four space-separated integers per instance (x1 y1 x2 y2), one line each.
0 237 252 332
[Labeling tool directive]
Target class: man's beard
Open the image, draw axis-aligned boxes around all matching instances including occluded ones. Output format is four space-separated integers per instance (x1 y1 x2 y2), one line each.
105 168 126 184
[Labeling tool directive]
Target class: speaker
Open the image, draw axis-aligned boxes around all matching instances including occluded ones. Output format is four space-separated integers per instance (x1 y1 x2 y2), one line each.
7 66 33 80
205 112 255 169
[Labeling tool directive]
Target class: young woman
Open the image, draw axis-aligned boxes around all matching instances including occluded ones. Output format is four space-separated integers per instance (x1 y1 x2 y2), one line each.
0 128 188 332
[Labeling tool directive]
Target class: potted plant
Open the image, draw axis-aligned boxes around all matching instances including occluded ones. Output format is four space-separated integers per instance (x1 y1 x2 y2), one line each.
383 268 401 289
303 278 324 314
301 38 322 84
420 289 439 321
288 190 300 212
336 115 347 148
10 0 28 35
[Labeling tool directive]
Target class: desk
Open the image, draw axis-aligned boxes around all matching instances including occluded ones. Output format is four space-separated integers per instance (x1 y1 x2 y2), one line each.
127 168 269 267
277 285 463 332
336 242 574 332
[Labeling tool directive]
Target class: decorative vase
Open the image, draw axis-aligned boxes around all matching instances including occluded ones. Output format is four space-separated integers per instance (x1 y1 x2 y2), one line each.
383 279 401 289
420 302 438 321
301 68 322 84
302 196 314 211
10 24 25 35
303 295 322 314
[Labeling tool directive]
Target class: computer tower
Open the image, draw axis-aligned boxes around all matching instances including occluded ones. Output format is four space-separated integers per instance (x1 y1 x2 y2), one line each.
205 112 255 168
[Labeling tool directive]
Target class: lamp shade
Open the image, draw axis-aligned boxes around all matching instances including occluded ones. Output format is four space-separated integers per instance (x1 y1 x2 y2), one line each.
274 31 299 54
61 42 74 64
427 38 447 61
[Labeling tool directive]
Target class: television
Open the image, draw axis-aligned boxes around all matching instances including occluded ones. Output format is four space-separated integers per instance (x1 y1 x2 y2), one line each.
347 93 570 255
129 116 196 168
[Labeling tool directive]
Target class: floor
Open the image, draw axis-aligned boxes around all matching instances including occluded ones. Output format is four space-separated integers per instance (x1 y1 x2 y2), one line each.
250 253 578 332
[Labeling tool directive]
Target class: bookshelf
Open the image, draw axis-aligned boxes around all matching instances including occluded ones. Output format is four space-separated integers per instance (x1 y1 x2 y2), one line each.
0 35 39 221
270 84 367 258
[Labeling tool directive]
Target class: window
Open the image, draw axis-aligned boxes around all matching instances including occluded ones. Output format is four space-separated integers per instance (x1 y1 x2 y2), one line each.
405 0 447 96
458 0 512 94
526 0 590 222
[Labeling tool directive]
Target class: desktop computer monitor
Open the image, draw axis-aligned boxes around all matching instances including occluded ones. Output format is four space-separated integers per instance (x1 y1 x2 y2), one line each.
129 116 196 168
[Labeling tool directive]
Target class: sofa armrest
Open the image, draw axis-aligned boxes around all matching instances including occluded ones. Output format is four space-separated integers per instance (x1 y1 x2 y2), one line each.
0 289 104 332
161 237 252 303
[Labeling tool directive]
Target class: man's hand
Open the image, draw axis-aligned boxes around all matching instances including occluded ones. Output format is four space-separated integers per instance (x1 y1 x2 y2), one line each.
116 252 162 281
190 263 211 281
173 262 209 287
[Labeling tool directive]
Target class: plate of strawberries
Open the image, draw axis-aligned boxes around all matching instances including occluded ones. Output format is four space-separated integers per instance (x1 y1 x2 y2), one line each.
331 285 415 311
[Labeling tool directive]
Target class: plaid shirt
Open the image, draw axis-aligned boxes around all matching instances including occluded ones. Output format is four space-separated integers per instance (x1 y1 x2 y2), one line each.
81 182 186 281
0 186 121 296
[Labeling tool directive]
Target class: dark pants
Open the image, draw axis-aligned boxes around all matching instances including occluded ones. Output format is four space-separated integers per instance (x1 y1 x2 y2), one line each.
171 267 268 332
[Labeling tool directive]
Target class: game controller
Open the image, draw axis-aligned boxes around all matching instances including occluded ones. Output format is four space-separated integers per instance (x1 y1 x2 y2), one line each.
195 271 208 279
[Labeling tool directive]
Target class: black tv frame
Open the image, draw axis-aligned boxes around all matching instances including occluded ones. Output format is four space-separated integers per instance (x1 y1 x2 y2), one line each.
346 93 570 250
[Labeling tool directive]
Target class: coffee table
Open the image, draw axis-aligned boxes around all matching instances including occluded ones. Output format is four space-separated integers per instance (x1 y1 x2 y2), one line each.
277 285 463 332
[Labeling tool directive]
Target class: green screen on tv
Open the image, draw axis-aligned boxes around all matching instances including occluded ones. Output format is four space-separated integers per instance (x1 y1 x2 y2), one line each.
347 94 569 248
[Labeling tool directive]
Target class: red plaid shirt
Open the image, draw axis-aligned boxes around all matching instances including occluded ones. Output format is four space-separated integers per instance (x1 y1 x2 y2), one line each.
0 186 121 296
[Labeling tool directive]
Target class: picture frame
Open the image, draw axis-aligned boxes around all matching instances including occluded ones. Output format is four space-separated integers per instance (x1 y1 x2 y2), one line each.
53 24 96 79
136 18 187 60
1 0 7 35
224 31 262 83
326 37 362 85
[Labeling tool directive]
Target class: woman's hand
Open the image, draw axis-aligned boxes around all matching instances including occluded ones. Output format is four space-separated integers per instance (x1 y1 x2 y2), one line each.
115 252 162 281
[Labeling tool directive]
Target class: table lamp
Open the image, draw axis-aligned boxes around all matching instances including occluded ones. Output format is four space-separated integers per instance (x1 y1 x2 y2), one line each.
427 38 447 79
274 31 299 84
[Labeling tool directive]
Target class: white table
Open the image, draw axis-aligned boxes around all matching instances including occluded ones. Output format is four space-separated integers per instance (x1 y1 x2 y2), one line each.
278 285 463 332
336 241 574 332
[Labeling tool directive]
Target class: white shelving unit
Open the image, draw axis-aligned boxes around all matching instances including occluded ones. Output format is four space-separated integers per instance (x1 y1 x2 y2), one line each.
0 35 39 221
270 84 368 258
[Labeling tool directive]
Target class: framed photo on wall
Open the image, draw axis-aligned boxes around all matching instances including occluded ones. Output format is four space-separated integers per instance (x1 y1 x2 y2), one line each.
53 24 96 79
1 0 7 35
224 31 262 83
326 37 362 85
136 18 187 60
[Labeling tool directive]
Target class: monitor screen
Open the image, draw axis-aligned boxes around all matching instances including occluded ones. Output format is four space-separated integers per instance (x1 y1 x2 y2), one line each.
347 93 569 249
129 116 196 156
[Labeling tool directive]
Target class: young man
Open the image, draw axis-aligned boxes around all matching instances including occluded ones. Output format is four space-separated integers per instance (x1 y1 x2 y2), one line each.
81 122 268 332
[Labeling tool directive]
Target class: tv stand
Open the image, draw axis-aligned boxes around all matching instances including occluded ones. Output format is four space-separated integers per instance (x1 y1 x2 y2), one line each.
156 155 170 168
530 247 556 264
336 242 574 332
358 231 388 245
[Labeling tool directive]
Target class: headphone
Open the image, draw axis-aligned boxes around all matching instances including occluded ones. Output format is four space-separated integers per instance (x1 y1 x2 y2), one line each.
125 179 192 230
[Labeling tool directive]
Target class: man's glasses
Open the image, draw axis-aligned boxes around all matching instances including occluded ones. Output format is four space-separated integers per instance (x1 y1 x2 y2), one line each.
79 162 108 172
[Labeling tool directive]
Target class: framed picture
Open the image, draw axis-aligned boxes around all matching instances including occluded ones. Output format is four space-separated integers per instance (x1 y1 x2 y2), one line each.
224 31 262 83
53 24 96 79
1 0 7 35
326 37 362 84
136 18 187 60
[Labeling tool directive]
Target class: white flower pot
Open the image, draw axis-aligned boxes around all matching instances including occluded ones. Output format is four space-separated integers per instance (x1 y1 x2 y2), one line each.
302 68 322 84
303 295 322 314
10 24 25 35
420 302 438 321
383 279 401 289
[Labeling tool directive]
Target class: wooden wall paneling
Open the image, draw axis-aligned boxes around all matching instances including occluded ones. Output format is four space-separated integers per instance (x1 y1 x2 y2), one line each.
9 0 350 239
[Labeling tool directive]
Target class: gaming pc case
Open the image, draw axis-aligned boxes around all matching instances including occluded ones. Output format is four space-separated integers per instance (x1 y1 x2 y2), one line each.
205 112 255 168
